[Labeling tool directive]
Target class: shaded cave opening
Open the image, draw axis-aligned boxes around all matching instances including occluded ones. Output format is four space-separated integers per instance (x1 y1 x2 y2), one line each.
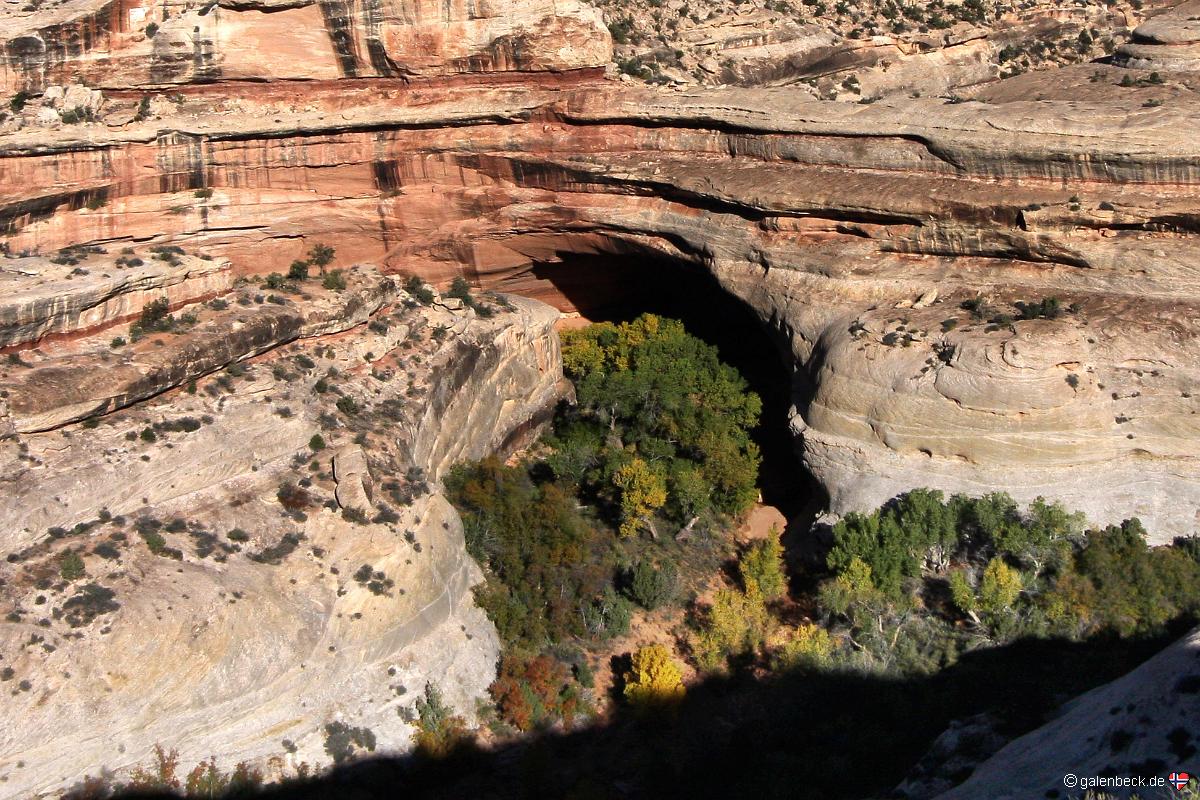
520 249 826 532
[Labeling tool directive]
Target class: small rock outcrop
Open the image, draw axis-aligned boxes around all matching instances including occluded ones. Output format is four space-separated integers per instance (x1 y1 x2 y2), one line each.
1116 0 1200 71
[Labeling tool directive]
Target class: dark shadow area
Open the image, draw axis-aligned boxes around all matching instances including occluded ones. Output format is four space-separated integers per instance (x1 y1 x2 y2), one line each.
109 625 1187 800
530 251 821 524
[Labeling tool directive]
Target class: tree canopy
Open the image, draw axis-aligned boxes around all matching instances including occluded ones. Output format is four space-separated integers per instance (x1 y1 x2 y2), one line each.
554 314 762 523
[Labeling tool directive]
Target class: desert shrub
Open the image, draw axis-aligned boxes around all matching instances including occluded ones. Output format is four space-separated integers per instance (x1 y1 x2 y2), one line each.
92 542 121 560
691 584 771 671
740 525 787 600
413 683 466 758
247 532 304 565
625 558 679 610
62 583 120 627
183 757 261 796
276 483 311 511
1014 297 1062 320
341 507 369 525
489 653 583 731
322 270 346 291
404 275 435 305
323 721 375 765
446 276 473 304
773 623 836 672
135 519 180 558
59 551 86 581
446 457 616 648
372 504 400 525
129 297 178 341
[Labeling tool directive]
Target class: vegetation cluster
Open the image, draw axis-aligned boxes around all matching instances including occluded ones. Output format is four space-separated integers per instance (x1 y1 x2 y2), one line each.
446 314 762 730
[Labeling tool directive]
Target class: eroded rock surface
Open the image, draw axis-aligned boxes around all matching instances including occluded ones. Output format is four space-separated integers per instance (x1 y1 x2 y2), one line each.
0 0 610 93
1117 0 1200 71
0 268 565 796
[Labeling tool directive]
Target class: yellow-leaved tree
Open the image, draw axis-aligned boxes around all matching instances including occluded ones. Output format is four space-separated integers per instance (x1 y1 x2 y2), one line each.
691 582 771 671
624 644 686 707
773 623 836 672
979 557 1022 617
612 457 667 538
739 525 787 600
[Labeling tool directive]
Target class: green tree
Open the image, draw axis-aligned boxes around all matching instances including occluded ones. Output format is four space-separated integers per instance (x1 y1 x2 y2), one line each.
413 683 464 758
559 314 761 522
446 457 616 648
978 557 1021 617
773 623 836 672
947 568 976 616
1045 518 1200 636
308 243 335 268
740 525 787 600
288 260 310 280
692 583 770 670
60 551 85 581
626 558 678 610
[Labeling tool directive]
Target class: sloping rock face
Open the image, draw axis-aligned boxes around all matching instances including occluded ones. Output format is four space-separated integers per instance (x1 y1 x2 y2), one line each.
599 0 1161 95
1 0 1200 793
929 628 1200 799
0 252 566 795
0 249 230 349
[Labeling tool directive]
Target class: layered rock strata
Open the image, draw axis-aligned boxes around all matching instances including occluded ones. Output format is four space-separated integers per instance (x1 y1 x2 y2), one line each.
0 0 610 94
0 0 1198 794
3 73 1199 540
0 249 230 349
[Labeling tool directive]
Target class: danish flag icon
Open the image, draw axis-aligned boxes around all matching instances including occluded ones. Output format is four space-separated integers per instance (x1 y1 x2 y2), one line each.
1170 772 1191 790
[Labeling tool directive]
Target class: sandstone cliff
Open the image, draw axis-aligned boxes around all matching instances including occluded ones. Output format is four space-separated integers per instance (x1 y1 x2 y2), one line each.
4 68 1198 541
0 0 610 93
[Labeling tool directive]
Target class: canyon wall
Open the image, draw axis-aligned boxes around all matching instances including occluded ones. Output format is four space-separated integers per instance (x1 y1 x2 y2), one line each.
1 0 1200 794
0 249 565 796
3 65 1199 541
